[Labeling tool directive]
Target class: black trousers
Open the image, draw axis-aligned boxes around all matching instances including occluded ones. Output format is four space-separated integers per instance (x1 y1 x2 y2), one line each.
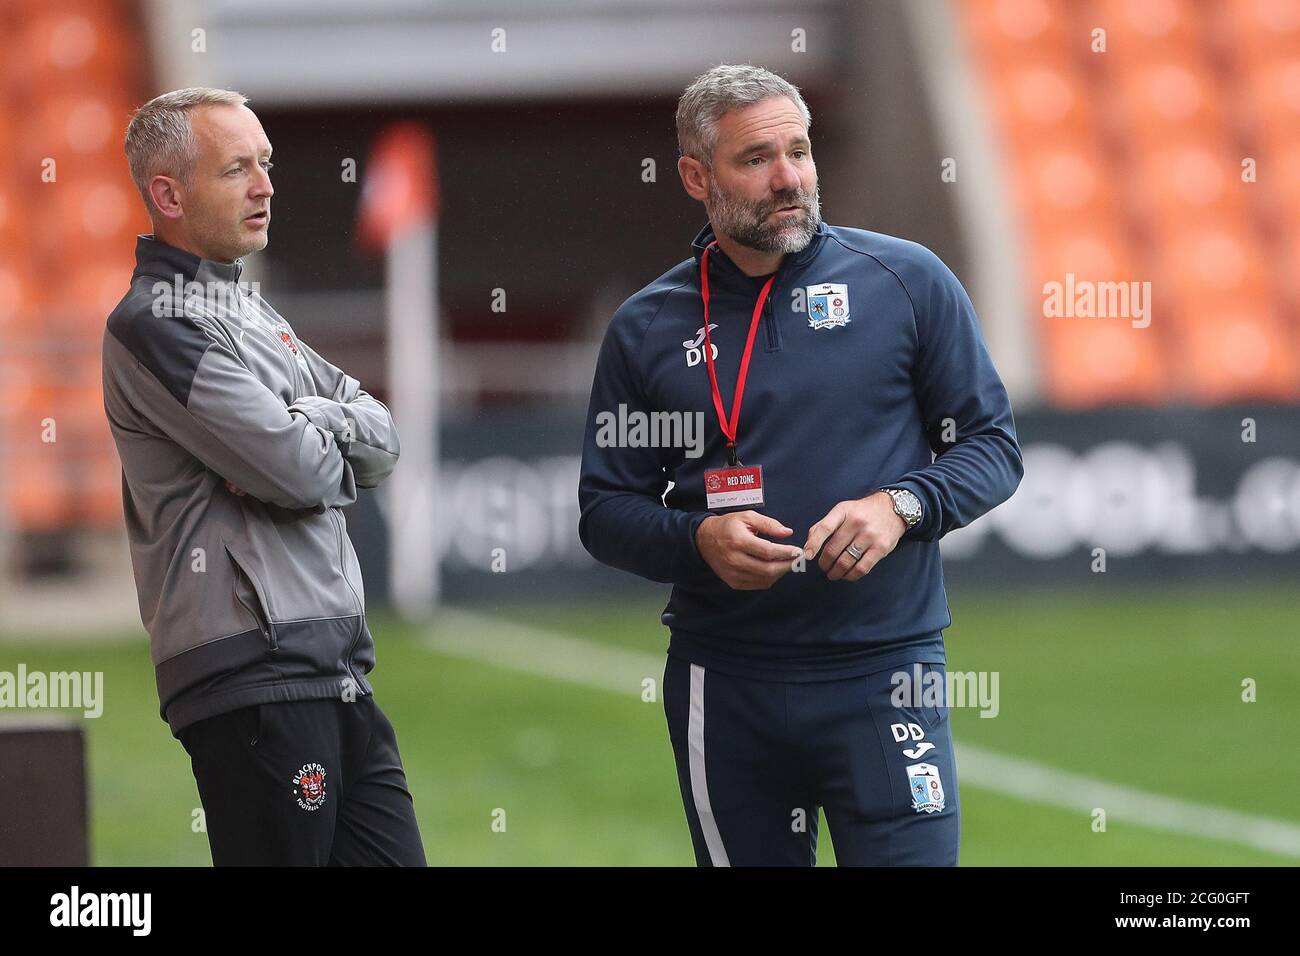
178 695 426 866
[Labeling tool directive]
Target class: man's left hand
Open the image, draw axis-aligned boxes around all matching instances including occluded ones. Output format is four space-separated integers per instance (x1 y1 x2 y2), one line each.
802 491 907 581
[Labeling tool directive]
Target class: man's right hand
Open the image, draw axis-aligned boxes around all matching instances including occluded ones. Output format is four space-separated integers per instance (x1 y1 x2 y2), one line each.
694 511 804 590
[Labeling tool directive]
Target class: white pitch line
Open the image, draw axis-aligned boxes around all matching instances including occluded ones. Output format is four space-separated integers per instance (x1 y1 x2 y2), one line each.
427 607 664 695
424 607 1300 860
954 745 1300 859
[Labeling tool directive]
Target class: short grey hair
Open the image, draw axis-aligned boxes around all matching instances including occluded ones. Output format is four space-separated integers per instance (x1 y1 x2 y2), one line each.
124 87 249 212
676 64 812 167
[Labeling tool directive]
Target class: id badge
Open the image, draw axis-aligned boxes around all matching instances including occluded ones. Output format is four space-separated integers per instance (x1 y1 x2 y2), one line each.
703 465 764 510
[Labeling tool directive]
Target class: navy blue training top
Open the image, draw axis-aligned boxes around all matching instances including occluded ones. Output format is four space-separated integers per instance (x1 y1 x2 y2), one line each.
577 220 1023 681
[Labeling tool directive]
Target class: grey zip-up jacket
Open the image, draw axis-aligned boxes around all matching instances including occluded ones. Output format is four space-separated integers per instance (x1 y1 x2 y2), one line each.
102 235 400 736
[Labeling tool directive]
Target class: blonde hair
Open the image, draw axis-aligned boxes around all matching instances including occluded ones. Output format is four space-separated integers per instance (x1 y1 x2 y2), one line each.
124 87 249 212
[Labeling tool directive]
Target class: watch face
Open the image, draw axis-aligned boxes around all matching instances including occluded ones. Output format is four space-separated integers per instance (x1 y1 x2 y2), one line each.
890 489 921 522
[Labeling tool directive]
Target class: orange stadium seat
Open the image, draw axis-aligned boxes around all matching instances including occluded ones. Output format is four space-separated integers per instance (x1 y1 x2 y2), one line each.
1212 0 1300 62
1254 133 1300 227
1028 222 1137 287
32 174 142 265
961 0 1072 64
0 261 38 339
6 367 56 428
1013 142 1121 240
1107 58 1227 149
0 252 36 312
1240 53 1300 140
86 447 124 526
1 449 68 532
0 185 23 249
1155 226 1274 320
1177 306 1299 403
1091 0 1202 66
22 92 135 176
0 354 37 425
60 376 112 448
988 60 1092 149
5 374 58 442
13 2 135 96
0 108 12 162
44 259 136 336
2 362 110 531
0 5 22 90
1126 141 1251 243
1272 235 1300 313
1039 317 1169 407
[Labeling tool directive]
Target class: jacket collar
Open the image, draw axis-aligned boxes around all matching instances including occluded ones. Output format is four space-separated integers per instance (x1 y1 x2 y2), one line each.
132 234 245 286
690 218 829 290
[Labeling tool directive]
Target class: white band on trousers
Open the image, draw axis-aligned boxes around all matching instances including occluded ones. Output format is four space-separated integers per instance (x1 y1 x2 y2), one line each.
687 663 730 866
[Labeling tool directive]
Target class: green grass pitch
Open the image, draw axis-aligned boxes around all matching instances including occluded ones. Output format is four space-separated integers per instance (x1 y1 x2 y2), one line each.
0 583 1294 865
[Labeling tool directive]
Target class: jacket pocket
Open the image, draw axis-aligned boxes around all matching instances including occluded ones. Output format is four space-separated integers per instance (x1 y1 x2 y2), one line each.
224 543 277 650
329 508 365 615
245 703 264 747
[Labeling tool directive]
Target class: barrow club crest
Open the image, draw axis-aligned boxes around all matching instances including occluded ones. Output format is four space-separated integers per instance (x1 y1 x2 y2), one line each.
293 762 327 812
906 761 946 813
805 282 850 329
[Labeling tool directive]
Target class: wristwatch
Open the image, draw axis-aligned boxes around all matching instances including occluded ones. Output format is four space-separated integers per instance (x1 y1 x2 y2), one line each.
881 487 923 530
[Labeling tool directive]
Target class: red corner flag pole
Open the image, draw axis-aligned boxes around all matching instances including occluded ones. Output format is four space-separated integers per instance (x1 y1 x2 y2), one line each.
357 124 441 617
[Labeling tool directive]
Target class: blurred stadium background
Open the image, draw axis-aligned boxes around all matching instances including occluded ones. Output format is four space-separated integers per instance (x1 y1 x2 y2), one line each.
1 0 1298 865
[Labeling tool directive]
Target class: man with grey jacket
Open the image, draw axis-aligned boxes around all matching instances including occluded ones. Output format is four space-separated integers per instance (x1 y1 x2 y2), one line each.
103 88 425 866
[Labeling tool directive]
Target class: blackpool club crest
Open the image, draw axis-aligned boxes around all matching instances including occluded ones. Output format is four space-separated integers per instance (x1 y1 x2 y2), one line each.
273 321 301 355
906 762 946 813
293 762 327 811
805 282 850 330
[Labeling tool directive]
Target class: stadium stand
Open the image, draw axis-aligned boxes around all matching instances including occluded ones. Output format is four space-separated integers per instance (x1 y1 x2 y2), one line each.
958 0 1300 406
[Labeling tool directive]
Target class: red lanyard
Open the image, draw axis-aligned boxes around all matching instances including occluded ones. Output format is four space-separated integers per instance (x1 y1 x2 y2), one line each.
699 241 777 467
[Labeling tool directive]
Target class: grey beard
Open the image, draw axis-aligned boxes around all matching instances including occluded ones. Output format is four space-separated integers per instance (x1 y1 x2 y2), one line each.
707 179 822 255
